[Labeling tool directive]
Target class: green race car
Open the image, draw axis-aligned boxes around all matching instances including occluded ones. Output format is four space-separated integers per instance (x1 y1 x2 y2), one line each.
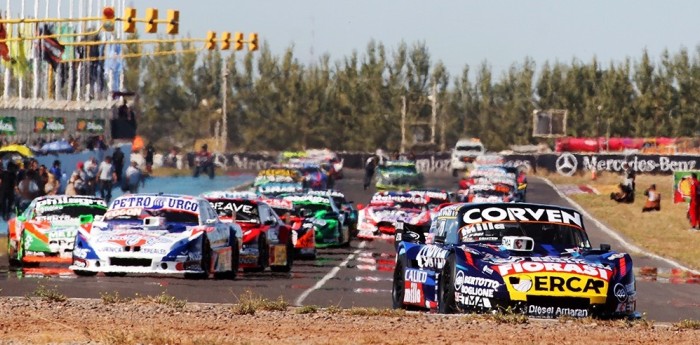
375 161 424 190
281 194 350 248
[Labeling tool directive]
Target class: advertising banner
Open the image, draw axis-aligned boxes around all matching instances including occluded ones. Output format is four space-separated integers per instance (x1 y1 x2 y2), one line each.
0 116 17 135
76 118 106 133
34 116 66 133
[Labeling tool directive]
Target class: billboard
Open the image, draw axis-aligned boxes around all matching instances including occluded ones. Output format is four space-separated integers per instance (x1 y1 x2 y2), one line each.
674 171 699 204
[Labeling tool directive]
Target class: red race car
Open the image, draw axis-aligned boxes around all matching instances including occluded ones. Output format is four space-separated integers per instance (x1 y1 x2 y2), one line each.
205 197 294 273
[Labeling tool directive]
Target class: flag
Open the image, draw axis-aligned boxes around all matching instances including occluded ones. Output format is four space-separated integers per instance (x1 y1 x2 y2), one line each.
37 24 65 70
104 44 124 91
58 23 75 61
0 15 9 62
2 22 30 75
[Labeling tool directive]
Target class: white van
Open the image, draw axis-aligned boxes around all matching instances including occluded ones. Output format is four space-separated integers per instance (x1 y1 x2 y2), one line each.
450 138 486 176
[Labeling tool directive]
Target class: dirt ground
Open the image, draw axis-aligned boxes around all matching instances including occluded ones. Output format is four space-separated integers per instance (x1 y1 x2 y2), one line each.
0 297 699 345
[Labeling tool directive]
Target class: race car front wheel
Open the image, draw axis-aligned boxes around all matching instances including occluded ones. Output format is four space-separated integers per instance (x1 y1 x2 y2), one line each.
392 254 407 309
243 234 268 273
438 254 457 314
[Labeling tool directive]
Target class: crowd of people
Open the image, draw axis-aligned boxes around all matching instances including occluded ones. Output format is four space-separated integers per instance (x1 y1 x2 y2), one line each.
0 147 144 220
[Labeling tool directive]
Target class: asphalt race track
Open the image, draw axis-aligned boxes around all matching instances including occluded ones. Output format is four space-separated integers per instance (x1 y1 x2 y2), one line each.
1 170 699 322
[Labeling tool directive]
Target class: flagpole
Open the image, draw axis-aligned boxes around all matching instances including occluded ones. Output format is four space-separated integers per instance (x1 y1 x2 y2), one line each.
54 0 61 101
31 0 38 100
19 0 26 100
67 0 74 101
44 0 49 100
3 0 11 100
84 0 92 101
118 0 125 92
76 0 83 102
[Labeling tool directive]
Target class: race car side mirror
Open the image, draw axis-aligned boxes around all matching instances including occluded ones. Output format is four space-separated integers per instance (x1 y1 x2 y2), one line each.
356 203 365 210
79 214 94 225
600 243 611 252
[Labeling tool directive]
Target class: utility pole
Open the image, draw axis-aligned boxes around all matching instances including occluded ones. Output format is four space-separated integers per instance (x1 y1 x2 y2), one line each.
430 83 437 145
221 58 228 153
401 96 407 154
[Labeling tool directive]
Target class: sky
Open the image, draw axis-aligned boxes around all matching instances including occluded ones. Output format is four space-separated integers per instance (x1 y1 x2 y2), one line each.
6 0 700 79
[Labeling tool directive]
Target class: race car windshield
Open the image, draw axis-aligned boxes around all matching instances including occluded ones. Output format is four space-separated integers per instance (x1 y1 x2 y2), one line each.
461 223 590 249
293 203 331 215
104 209 199 225
35 204 107 218
382 166 417 174
209 200 260 223
456 145 483 152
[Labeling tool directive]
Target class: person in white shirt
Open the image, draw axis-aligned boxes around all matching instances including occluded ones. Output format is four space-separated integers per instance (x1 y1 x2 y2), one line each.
124 161 142 194
97 156 117 203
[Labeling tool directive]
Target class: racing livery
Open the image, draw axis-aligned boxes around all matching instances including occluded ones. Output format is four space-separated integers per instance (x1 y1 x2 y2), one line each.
7 195 107 267
254 168 305 196
392 203 637 318
69 194 242 279
375 161 424 190
204 197 294 272
307 189 358 237
259 196 316 258
356 192 430 239
282 194 349 248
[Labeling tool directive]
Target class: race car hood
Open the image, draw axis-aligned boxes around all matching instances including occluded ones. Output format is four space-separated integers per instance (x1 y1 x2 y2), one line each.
237 222 266 243
84 225 204 257
366 206 426 224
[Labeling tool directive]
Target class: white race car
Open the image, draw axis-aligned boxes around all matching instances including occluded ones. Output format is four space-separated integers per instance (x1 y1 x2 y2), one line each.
69 193 242 279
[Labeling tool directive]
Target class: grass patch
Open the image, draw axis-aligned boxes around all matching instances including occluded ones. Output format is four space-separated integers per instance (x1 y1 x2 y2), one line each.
231 290 289 315
100 291 131 304
27 283 67 303
325 304 343 314
296 305 318 314
536 171 700 270
675 319 700 330
483 308 529 324
133 291 186 310
346 307 406 317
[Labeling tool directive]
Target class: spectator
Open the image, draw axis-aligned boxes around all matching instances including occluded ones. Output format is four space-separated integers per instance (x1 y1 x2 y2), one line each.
84 157 98 194
125 161 142 194
691 173 700 230
97 156 117 203
17 170 40 212
36 165 49 197
622 162 636 192
44 173 60 195
49 160 62 181
642 184 661 212
0 162 17 220
65 170 82 196
610 183 634 204
112 147 125 184
117 97 130 120
364 156 378 190
145 143 155 174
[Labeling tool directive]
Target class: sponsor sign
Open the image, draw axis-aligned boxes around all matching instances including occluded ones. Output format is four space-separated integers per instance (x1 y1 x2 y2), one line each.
461 206 583 228
209 201 257 216
403 281 424 304
371 193 427 205
76 118 105 132
457 294 492 308
415 246 448 269
111 196 199 212
528 305 588 318
498 260 610 280
547 153 700 176
0 116 17 134
283 195 331 205
405 268 428 283
34 116 66 133
673 171 699 204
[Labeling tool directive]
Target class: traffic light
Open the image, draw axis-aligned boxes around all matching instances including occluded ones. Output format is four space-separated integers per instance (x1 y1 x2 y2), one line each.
206 31 217 50
102 6 115 32
234 32 244 51
166 9 179 35
248 32 259 51
145 8 158 33
124 7 136 33
221 32 231 50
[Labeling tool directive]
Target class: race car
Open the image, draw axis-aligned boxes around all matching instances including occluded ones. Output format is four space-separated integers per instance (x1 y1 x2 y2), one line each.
461 183 516 203
69 194 242 279
7 195 107 268
259 196 317 259
392 202 637 319
375 161 424 190
282 194 349 248
257 181 305 197
356 191 430 240
298 164 329 190
503 166 528 202
203 196 294 272
307 189 358 237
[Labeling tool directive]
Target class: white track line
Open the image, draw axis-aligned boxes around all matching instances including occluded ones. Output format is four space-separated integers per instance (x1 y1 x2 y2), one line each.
295 241 367 306
541 177 700 275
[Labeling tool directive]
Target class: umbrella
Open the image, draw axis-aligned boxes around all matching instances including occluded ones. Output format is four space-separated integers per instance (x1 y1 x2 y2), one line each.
40 140 74 154
0 144 34 158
